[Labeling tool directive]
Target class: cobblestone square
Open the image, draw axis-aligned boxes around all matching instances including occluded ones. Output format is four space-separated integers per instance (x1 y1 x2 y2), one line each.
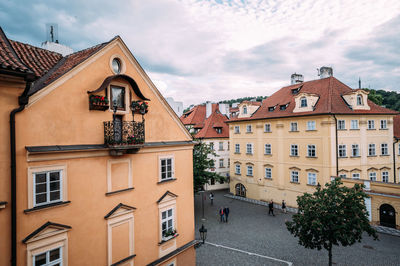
195 190 400 266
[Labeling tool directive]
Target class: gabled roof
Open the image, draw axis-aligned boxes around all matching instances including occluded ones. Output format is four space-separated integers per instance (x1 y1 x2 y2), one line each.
104 203 136 219
229 77 398 122
181 105 206 125
22 221 71 243
157 191 178 203
195 110 229 139
394 115 400 139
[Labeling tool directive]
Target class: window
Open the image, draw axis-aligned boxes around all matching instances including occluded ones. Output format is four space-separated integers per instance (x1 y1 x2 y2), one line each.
339 174 347 178
161 208 174 240
307 145 316 157
338 145 346 157
307 121 316 130
357 95 363 105
382 171 389 182
227 159 230 167
247 165 253 176
350 120 359 129
235 164 241 175
246 143 253 154
264 144 271 155
264 123 271 132
227 141 230 151
219 142 224 151
235 144 240 153
300 97 307 107
246 124 252 133
338 120 346 130
368 144 376 156
351 144 360 157
243 106 247 114
291 171 299 183
209 142 214 150
369 172 376 181
216 128 222 134
307 172 317 185
290 122 298 131
381 143 388 155
268 106 275 112
368 120 375 129
290 144 298 156
111 86 125 110
265 168 272 179
352 173 360 179
33 247 62 266
219 159 224 168
112 58 122 74
33 171 62 207
280 104 287 110
380 120 387 129
160 158 174 181
234 126 240 134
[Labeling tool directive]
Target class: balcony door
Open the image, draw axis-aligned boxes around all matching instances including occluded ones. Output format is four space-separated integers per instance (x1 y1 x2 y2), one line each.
114 115 123 143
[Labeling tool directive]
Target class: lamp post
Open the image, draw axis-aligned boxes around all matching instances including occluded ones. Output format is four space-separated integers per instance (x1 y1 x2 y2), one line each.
199 224 207 244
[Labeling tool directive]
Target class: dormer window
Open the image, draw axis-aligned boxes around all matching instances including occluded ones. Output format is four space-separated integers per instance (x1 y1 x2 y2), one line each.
357 95 363 105
111 86 125 110
216 128 222 134
243 106 247 114
268 106 275 112
280 104 288 110
291 88 299 95
300 97 307 107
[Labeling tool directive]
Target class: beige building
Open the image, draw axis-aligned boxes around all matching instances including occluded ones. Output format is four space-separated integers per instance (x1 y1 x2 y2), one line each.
228 69 400 229
0 27 196 265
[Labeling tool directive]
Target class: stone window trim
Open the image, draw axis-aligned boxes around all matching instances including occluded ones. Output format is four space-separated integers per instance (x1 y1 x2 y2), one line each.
107 158 133 194
158 193 178 246
264 123 272 133
159 155 175 182
108 82 130 114
109 54 126 75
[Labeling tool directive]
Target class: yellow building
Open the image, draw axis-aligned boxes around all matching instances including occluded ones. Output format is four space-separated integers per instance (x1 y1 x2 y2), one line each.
228 69 400 229
0 27 196 265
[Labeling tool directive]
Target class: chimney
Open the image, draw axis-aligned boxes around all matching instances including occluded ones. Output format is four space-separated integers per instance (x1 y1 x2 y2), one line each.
319 66 333 79
206 101 212 118
218 103 229 116
291 73 304 84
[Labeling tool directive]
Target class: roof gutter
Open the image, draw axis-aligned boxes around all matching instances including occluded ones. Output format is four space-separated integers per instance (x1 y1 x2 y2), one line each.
10 76 33 266
332 114 339 176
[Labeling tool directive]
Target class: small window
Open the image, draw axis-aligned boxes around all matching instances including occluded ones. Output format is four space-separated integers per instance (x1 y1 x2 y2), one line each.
351 144 360 157
307 145 316 157
234 126 240 134
338 145 346 157
368 144 376 156
235 144 240 153
350 120 359 129
280 104 287 110
209 142 214 150
246 143 253 154
368 120 375 129
112 58 122 74
357 95 363 105
339 174 347 178
307 172 317 185
264 144 271 155
352 173 360 179
247 165 253 176
227 141 230 151
264 123 271 132
161 208 174 240
338 120 345 130
235 164 241 175
228 159 230 167
380 120 387 129
34 247 63 266
291 171 299 183
290 122 298 132
33 171 62 207
246 125 252 133
111 86 125 110
219 142 224 151
265 168 272 179
307 121 316 130
243 106 248 114
290 144 298 156
268 106 275 112
382 171 389 182
160 158 174 181
369 172 376 181
300 97 307 107
381 143 388 155
216 128 222 134
219 159 224 168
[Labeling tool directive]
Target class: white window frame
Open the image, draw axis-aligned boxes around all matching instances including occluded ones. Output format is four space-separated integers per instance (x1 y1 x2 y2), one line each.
307 121 316 130
290 144 298 156
290 122 298 131
382 171 389 182
307 172 317 185
380 120 387 129
209 142 214 150
338 145 346 157
307 145 316 157
219 142 224 151
219 159 224 168
159 156 175 182
235 164 241 175
300 97 307 107
291 171 299 183
161 208 175 241
339 174 347 178
369 172 376 181
235 144 240 153
247 165 253 176
33 170 63 207
368 144 376 156
264 144 272 155
352 173 360 179
357 95 363 105
246 143 253 154
234 126 240 134
351 144 360 157
338 120 346 130
243 105 247 114
264 123 271 132
265 168 272 179
381 143 388 155
351 120 359 129
246 124 252 133
368 120 375 129
33 247 63 266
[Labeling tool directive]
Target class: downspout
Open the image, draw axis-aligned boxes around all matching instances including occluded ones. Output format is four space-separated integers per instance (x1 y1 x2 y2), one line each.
333 115 339 176
394 138 398 183
10 79 32 266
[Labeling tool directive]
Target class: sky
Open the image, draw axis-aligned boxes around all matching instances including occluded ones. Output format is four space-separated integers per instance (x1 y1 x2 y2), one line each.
1 0 400 107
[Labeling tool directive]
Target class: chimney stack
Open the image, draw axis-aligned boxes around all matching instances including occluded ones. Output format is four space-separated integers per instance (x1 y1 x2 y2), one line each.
291 73 304 85
206 101 212 118
319 66 333 79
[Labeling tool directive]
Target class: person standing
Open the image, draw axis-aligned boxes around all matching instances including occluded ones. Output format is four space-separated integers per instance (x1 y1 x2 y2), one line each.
268 200 275 216
209 192 214 205
282 200 287 213
224 206 230 223
219 206 225 222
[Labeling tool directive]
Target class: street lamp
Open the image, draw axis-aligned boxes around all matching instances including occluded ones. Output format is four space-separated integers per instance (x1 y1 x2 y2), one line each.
199 224 207 244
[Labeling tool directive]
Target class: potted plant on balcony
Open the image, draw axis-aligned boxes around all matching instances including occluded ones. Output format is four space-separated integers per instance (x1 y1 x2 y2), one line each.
127 134 144 145
131 101 149 114
89 95 109 110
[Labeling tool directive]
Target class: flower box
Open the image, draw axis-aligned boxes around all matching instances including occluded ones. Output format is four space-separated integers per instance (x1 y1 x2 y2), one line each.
131 101 149 114
89 95 109 111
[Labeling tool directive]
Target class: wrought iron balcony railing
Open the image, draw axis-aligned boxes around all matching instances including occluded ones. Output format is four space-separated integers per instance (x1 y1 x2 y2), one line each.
104 121 145 146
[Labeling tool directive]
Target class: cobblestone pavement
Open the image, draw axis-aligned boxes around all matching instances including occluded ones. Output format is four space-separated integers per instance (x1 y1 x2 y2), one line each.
195 190 400 266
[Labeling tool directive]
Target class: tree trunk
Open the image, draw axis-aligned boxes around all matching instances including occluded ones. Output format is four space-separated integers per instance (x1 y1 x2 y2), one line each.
328 243 332 266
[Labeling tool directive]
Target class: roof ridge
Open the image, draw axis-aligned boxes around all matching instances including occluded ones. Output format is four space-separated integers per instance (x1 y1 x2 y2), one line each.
10 39 63 57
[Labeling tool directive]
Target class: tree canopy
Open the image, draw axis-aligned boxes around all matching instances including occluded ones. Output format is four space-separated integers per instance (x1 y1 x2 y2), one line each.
366 88 400 111
286 178 378 266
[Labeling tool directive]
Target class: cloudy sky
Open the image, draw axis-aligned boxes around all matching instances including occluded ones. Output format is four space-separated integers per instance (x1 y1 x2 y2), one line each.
1 0 400 107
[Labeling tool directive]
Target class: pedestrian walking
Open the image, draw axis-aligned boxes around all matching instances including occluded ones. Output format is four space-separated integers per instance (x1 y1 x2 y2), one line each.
224 206 230 223
219 207 225 222
268 200 275 216
209 192 214 205
282 200 287 213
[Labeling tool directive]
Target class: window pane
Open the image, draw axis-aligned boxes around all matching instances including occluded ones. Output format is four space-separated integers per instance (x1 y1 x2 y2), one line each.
35 193 47 204
162 222 166 230
50 181 60 191
168 220 172 228
49 248 60 261
111 87 125 108
36 183 47 193
50 172 60 181
168 209 172 217
50 191 60 201
34 253 47 266
35 173 46 184
162 211 166 219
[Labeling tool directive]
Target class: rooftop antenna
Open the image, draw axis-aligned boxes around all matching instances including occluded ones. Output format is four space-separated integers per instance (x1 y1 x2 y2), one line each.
359 77 361 89
46 23 59 43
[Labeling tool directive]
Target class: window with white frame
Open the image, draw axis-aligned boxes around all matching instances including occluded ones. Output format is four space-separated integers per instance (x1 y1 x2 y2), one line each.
350 120 359 129
246 143 253 154
338 145 346 157
351 144 360 157
160 157 174 181
290 144 298 156
161 208 174 240
219 142 224 151
352 173 360 179
235 164 241 175
264 123 271 132
307 145 316 157
339 173 347 178
235 144 240 153
290 122 298 131
368 144 376 156
33 170 62 207
307 172 317 185
291 171 299 183
265 168 272 179
33 247 62 266
369 172 376 181
219 159 224 168
382 171 389 182
234 126 240 134
338 120 346 130
247 165 253 176
381 143 388 155
243 105 247 114
300 97 307 107
307 121 316 130
380 120 387 129
368 120 375 129
264 144 271 155
357 95 363 105
246 124 252 133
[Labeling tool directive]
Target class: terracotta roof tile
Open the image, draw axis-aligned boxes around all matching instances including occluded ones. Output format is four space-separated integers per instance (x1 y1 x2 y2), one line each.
194 111 229 139
0 27 31 74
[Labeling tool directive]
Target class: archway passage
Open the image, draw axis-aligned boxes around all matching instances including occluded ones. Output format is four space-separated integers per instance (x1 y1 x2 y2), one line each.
379 204 396 228
235 183 246 198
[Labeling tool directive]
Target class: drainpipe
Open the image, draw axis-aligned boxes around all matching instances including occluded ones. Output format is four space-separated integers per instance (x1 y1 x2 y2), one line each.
394 138 398 183
10 79 32 266
333 115 339 176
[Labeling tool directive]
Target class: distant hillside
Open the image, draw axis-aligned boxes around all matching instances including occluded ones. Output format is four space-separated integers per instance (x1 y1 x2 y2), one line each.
218 96 267 106
366 88 400 111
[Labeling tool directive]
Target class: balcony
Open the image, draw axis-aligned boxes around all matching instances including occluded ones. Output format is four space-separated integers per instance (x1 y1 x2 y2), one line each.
104 121 145 154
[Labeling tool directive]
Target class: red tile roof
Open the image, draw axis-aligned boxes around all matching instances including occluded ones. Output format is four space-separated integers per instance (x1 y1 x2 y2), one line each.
229 77 398 122
394 115 400 139
241 100 261 106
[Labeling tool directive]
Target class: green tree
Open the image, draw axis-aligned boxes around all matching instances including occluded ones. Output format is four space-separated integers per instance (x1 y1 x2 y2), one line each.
193 141 225 192
286 178 378 266
367 89 383 106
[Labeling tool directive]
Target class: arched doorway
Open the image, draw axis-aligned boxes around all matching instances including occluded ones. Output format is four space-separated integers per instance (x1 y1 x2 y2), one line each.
379 204 396 228
235 183 246 198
